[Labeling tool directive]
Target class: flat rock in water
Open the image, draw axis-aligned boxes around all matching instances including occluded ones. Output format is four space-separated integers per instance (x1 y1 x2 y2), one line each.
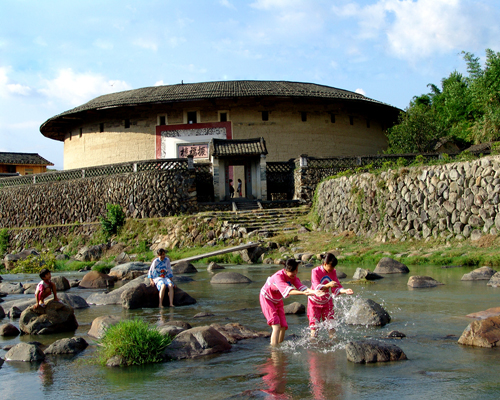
387 330 406 338
407 276 444 288
58 293 89 309
336 270 347 279
158 325 186 337
19 300 78 335
88 315 122 339
172 261 198 274
466 307 500 319
1 298 36 317
193 312 215 318
87 275 146 305
210 272 252 284
461 266 497 281
51 276 71 292
5 342 45 362
487 272 500 287
162 326 231 360
345 298 391 326
109 262 149 280
210 323 270 344
374 258 410 274
346 340 407 363
0 323 20 337
120 283 196 309
0 282 24 294
207 262 225 271
284 302 305 314
458 316 500 348
44 337 88 355
161 320 192 330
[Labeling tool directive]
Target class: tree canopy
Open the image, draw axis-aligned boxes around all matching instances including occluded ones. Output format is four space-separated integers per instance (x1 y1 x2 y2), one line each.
386 49 500 153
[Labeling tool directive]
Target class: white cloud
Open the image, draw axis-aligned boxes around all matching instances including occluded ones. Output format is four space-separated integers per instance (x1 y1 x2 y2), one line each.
355 88 366 95
250 0 304 10
38 68 131 106
0 66 33 97
219 0 236 9
132 38 158 51
154 80 165 86
332 0 500 60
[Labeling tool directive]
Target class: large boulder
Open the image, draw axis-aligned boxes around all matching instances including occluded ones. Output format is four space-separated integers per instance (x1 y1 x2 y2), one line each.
284 302 305 314
374 258 410 274
121 282 197 309
458 316 500 347
162 326 232 360
210 323 270 344
51 276 71 292
407 276 444 288
345 298 391 326
353 268 383 280
0 282 24 294
461 266 497 281
19 300 78 335
58 293 89 309
172 261 198 274
5 342 45 362
109 262 149 280
44 337 89 355
0 323 20 337
346 340 407 363
487 272 500 287
86 275 148 305
79 270 117 288
239 245 266 264
3 248 39 271
210 272 252 284
88 315 122 339
74 244 107 262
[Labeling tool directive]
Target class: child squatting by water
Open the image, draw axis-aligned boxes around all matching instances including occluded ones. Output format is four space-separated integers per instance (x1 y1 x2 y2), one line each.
34 268 60 308
308 253 353 338
260 259 324 346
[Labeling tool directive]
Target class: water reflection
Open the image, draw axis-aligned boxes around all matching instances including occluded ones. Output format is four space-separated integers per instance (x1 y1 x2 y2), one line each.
307 350 342 400
39 361 54 387
259 350 291 399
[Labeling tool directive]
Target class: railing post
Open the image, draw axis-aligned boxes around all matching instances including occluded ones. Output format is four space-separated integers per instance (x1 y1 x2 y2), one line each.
82 169 85 178
187 155 194 170
133 163 137 172
33 175 36 184
299 154 308 168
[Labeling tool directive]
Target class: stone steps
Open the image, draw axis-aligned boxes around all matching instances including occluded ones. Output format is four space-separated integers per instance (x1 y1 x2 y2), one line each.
204 205 310 237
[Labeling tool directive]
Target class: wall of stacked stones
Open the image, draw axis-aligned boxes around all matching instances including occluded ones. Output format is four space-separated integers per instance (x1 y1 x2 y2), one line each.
0 170 197 229
315 156 500 241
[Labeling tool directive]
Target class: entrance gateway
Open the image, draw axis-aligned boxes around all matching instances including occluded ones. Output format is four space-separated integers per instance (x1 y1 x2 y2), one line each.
209 137 268 202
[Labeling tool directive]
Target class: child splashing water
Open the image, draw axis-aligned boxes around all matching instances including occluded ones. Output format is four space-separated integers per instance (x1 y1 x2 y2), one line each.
308 253 353 338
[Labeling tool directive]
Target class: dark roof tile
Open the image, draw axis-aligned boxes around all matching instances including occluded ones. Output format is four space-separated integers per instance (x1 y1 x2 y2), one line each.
0 152 53 166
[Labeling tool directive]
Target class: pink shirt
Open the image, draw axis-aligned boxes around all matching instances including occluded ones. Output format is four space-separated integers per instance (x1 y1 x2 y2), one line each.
309 265 342 305
260 269 307 303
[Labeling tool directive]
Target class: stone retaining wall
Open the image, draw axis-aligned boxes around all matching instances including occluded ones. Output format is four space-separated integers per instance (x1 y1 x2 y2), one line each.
315 155 500 241
0 170 197 229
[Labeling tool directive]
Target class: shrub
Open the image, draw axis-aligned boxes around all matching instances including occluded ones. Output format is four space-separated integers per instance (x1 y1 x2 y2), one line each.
0 228 9 256
100 203 126 238
92 263 113 274
10 253 56 274
97 319 172 366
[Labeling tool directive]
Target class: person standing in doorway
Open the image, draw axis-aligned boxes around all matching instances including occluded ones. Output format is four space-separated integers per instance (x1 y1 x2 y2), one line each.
229 179 235 198
237 179 242 197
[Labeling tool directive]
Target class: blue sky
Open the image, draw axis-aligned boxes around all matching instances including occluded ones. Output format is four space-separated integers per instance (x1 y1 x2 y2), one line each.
1 0 499 170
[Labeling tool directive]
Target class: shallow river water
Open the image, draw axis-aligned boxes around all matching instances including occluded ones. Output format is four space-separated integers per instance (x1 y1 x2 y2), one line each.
0 263 499 400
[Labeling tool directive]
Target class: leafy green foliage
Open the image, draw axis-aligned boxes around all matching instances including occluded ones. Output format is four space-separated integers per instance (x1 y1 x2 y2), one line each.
97 319 172 366
10 253 56 274
0 228 9 256
387 49 500 152
100 203 126 238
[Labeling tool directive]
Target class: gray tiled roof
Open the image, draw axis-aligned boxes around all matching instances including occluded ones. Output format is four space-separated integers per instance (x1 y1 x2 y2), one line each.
210 138 268 157
41 80 401 141
0 152 53 166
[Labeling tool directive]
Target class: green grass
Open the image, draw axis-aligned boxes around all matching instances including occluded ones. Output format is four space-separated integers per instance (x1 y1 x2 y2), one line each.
96 319 172 366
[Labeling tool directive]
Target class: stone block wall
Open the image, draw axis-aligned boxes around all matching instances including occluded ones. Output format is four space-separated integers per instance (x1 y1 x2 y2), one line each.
0 169 197 229
315 156 500 241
